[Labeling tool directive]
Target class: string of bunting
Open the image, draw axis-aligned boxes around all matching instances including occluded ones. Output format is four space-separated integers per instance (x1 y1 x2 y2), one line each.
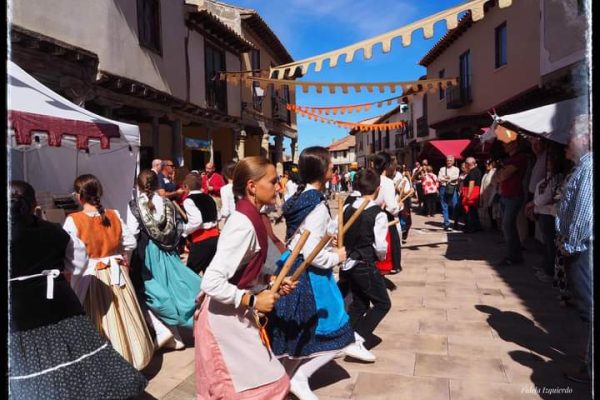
268 0 513 78
285 88 419 116
295 108 408 132
218 73 457 96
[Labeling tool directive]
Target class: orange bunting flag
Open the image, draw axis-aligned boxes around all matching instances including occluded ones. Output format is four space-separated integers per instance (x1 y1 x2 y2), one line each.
296 108 407 131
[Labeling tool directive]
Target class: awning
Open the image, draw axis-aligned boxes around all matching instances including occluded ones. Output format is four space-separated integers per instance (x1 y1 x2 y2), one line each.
494 96 588 145
7 61 140 149
420 139 471 161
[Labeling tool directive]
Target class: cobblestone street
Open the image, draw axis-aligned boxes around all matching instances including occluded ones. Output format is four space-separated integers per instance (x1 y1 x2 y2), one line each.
140 199 591 400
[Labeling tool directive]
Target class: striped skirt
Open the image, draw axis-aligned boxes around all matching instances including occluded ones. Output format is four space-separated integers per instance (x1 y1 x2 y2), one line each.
84 266 155 370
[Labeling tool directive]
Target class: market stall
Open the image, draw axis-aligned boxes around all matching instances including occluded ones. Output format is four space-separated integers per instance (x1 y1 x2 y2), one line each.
8 60 140 221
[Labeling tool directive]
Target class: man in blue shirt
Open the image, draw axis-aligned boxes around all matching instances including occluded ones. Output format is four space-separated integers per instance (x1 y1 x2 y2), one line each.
157 160 183 200
556 114 593 383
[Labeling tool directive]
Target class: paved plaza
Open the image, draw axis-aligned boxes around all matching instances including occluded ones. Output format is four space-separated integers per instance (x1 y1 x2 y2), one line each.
139 199 592 400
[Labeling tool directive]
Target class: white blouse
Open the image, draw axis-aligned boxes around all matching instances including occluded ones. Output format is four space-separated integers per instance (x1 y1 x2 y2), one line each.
287 185 340 270
219 183 235 220
201 210 260 308
284 180 299 201
376 174 400 216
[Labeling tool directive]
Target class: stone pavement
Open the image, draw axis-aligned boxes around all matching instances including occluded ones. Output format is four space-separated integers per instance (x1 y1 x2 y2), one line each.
138 198 592 400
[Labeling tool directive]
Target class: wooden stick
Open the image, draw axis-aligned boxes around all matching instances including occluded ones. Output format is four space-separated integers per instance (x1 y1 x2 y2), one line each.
172 201 189 223
337 196 344 248
388 220 400 227
398 189 415 205
342 199 369 236
270 230 311 293
290 235 333 282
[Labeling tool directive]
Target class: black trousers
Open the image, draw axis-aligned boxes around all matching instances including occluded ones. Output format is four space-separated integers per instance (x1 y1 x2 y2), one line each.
341 262 392 341
187 236 219 274
424 193 437 216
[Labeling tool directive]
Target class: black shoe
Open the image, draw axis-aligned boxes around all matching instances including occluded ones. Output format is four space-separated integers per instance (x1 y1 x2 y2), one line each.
388 268 401 275
443 226 451 231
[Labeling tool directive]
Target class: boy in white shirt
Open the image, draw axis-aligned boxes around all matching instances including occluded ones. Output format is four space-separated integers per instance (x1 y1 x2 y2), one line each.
340 168 391 348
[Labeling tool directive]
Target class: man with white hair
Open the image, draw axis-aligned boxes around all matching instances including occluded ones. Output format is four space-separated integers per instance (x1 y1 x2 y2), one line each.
438 155 460 231
556 114 592 383
151 159 162 175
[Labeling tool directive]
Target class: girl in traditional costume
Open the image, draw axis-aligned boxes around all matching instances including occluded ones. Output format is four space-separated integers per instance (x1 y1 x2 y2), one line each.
63 174 154 370
268 147 372 400
373 152 403 275
127 170 202 350
195 156 295 399
9 181 147 399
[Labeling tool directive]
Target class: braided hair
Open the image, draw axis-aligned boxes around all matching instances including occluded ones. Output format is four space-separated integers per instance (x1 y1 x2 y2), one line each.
74 174 111 227
137 169 159 212
274 147 330 225
10 180 36 221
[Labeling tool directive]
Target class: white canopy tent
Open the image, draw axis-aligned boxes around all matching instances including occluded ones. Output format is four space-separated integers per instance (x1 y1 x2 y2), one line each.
480 96 589 145
8 60 140 219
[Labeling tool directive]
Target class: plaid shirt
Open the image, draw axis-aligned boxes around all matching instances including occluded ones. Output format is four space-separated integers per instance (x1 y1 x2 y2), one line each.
555 152 593 254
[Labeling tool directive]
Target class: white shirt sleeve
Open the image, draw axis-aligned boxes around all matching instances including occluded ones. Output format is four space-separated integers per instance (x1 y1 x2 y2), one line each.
449 167 460 182
373 211 389 260
62 217 89 277
183 198 203 236
201 212 258 307
126 202 140 236
219 185 234 219
114 209 137 255
378 178 399 216
290 203 339 269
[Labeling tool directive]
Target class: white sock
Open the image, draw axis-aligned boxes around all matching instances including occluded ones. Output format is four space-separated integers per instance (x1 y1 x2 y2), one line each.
295 353 336 380
148 310 172 340
353 331 365 344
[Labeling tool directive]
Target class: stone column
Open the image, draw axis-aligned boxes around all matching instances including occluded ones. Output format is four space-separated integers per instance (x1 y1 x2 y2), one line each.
274 134 283 165
152 116 160 158
171 119 183 166
291 139 299 163
235 129 247 161
261 133 270 158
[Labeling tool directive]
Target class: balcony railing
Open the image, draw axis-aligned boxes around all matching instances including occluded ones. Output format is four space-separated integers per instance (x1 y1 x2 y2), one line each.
272 98 290 123
446 84 472 109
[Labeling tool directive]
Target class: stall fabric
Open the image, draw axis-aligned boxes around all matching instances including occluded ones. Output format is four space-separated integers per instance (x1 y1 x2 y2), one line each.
7 61 140 219
418 139 471 162
495 96 589 145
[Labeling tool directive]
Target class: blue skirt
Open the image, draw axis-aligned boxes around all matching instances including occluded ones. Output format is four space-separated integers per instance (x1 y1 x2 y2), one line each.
142 241 202 328
268 257 354 358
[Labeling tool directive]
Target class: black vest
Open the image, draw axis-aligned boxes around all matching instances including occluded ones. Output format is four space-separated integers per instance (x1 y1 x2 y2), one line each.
188 193 218 223
10 217 84 331
343 204 381 264
344 194 360 207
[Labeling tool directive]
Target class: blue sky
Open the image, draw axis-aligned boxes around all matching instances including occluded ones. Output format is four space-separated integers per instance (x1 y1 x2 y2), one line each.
229 0 466 151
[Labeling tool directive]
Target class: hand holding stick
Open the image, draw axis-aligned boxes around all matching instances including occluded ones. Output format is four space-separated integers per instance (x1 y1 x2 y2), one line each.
337 197 344 248
270 230 311 293
290 235 333 282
